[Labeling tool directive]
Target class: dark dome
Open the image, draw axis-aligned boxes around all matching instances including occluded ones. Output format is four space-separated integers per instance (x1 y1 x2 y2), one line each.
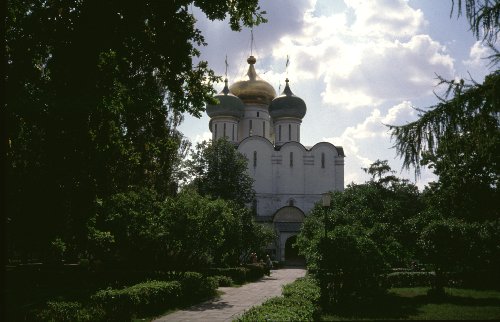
269 79 306 119
206 79 244 119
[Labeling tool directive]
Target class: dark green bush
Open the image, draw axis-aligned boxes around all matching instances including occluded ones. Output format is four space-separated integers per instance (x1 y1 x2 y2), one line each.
179 272 218 300
36 301 104 322
243 263 266 281
205 267 249 284
282 276 321 304
386 271 435 287
272 260 285 269
237 276 321 321
91 280 182 321
213 275 233 287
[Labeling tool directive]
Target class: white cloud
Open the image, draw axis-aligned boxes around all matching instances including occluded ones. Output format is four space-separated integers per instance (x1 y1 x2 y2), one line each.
323 100 419 184
193 131 212 145
268 0 453 109
463 41 492 67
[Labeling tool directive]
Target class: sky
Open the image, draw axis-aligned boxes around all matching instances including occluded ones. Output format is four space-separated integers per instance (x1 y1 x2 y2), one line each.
179 0 495 189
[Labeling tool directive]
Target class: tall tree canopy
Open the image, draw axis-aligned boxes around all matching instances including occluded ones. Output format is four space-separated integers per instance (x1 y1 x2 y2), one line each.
5 0 265 260
187 138 255 207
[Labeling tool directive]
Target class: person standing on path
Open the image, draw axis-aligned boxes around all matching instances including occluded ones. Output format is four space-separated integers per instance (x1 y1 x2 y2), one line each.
154 267 306 322
265 255 273 276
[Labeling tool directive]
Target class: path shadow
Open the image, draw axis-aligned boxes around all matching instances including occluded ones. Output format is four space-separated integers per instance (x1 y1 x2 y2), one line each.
187 300 234 311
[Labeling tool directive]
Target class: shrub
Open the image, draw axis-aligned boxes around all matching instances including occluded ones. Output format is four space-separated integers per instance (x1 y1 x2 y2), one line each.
237 276 321 321
91 280 182 321
385 271 435 288
243 263 266 281
282 276 321 304
36 301 104 322
205 267 249 284
179 272 218 300
272 260 285 269
213 275 233 287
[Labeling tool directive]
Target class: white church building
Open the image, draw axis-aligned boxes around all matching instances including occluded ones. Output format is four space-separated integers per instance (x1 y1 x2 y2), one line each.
206 56 345 262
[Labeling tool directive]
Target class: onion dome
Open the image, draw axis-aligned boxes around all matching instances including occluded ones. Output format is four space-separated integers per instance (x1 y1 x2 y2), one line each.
229 56 277 105
206 79 244 119
269 79 307 119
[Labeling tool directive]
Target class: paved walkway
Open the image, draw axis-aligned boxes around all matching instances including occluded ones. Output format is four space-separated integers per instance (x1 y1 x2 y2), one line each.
154 267 306 322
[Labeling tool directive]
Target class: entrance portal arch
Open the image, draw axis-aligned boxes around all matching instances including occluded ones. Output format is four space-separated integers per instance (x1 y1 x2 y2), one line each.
273 206 305 263
284 235 305 265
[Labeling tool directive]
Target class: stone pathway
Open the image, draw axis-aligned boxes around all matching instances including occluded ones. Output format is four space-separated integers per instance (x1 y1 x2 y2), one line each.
153 267 306 322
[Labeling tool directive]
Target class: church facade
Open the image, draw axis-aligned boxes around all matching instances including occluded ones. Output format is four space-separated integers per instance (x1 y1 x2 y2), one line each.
206 56 345 261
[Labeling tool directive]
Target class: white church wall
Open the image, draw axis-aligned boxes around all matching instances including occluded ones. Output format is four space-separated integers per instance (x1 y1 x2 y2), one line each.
238 104 272 142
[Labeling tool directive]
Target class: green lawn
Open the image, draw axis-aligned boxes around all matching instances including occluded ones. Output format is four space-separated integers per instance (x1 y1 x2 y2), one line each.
322 287 500 320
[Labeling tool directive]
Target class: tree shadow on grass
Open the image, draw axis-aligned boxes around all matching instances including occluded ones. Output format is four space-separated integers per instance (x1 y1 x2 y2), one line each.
325 293 421 320
324 291 500 320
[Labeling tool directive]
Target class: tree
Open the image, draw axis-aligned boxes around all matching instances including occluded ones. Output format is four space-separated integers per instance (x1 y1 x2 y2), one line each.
451 0 500 43
389 1 500 221
5 1 266 261
418 217 478 295
187 138 255 207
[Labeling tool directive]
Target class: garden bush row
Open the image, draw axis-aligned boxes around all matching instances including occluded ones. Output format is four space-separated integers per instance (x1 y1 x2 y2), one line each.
205 263 266 284
236 276 321 321
385 271 435 287
36 272 218 321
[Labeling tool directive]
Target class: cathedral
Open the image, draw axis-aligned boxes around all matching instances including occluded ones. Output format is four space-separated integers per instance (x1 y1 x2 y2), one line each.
206 56 345 262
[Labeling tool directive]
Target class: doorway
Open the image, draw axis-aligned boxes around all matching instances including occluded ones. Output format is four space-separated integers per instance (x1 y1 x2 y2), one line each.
284 235 305 266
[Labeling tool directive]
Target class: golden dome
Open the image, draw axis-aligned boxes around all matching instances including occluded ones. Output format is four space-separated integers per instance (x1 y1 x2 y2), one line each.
229 56 277 105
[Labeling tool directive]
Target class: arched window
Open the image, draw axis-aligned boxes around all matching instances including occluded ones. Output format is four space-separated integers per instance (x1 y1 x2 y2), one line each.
214 123 218 138
257 111 260 117
253 151 257 167
288 124 291 141
321 152 325 168
232 124 235 141
223 123 226 138
288 199 295 206
249 120 253 136
290 152 293 167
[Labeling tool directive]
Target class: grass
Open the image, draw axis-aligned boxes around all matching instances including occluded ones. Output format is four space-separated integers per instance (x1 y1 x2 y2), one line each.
322 287 500 320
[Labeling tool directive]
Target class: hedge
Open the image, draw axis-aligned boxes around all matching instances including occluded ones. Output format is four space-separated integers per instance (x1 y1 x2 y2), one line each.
385 271 435 288
236 276 321 321
36 300 105 322
179 272 218 300
243 263 266 281
205 267 249 284
91 280 182 321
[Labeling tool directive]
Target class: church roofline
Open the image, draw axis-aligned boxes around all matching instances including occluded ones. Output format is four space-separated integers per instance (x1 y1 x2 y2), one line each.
310 141 345 157
237 135 274 148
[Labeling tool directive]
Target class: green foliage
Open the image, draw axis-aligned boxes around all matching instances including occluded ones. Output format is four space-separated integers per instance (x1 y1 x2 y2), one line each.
205 267 249 284
451 0 500 43
319 226 388 303
298 162 423 271
186 138 255 206
243 263 266 281
212 275 234 287
237 276 321 322
179 272 218 300
91 280 183 320
36 301 105 322
6 0 265 263
87 188 269 269
386 272 435 288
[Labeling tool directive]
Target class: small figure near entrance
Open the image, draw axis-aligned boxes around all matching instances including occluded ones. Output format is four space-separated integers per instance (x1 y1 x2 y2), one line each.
265 254 273 276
